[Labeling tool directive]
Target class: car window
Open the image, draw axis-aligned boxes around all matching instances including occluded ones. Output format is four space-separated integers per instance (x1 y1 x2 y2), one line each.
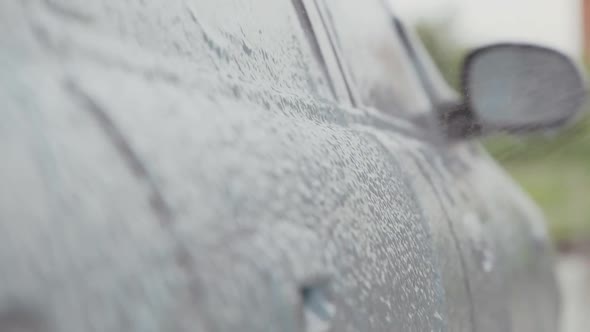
316 0 432 116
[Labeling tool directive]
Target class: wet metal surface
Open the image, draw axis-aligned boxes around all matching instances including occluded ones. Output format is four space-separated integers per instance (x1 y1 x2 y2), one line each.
0 0 558 331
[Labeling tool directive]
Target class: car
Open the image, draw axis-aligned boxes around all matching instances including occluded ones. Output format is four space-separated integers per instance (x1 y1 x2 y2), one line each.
0 0 586 331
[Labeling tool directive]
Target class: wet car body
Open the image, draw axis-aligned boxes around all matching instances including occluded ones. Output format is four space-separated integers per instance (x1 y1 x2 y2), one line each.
0 0 559 331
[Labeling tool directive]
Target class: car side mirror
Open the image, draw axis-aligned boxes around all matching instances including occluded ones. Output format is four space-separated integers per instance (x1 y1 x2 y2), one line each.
445 44 587 137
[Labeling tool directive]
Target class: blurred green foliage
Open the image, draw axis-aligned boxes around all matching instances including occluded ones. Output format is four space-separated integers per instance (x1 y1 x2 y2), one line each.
416 20 590 245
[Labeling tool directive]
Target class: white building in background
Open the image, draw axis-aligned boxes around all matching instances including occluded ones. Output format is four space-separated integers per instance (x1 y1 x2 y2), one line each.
391 0 583 58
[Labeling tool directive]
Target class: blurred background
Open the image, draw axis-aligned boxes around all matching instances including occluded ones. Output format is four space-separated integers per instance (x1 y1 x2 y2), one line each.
392 0 590 330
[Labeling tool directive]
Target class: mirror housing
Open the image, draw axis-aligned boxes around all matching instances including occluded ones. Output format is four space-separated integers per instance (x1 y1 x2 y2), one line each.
445 43 587 137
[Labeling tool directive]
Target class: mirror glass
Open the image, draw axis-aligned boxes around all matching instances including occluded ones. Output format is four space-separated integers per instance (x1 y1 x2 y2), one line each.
464 45 586 129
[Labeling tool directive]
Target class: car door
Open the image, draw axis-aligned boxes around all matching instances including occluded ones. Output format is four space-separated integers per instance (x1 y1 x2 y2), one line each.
393 11 561 332
311 1 560 332
0 0 448 331
308 0 476 330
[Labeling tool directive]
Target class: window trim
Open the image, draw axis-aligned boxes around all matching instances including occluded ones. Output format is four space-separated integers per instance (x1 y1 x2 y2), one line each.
293 0 358 106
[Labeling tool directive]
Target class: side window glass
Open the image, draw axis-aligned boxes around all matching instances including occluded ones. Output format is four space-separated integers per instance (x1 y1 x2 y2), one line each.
317 0 432 116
